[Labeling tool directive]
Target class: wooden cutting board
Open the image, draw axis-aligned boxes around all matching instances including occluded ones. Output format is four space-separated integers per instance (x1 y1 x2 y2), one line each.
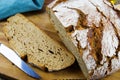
0 0 120 80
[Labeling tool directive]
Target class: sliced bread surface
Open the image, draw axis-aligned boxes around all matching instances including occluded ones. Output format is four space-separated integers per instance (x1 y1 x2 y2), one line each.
47 0 120 79
2 14 75 71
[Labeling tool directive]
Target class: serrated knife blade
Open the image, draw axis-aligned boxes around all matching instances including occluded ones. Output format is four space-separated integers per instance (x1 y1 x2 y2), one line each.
0 43 40 79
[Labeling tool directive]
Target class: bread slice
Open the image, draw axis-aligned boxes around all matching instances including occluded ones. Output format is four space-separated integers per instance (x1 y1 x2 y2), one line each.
47 0 120 79
2 14 75 71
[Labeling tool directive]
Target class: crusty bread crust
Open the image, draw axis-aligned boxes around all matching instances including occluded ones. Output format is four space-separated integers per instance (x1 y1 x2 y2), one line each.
47 0 120 79
2 14 75 71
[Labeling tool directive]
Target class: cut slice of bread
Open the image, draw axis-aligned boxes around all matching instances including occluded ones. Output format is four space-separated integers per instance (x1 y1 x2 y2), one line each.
2 14 75 71
47 0 120 79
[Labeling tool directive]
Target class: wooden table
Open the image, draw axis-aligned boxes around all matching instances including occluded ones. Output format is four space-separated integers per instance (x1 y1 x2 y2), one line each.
0 0 120 80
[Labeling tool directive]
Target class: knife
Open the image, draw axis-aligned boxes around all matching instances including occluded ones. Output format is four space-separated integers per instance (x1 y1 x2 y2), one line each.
0 43 40 79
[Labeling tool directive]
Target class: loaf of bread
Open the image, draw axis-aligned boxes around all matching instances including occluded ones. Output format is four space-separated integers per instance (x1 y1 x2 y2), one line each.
47 0 120 79
2 14 75 71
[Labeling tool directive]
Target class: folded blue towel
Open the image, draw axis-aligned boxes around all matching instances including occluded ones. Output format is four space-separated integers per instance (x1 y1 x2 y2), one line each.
0 0 44 20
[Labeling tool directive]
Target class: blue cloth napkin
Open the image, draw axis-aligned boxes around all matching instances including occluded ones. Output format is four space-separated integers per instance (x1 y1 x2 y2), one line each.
0 0 44 20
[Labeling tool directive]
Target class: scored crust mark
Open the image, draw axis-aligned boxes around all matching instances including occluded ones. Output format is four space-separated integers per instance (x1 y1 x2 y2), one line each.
107 56 112 72
53 10 58 13
93 20 104 63
103 0 114 8
59 7 88 35
88 28 103 61
66 8 88 29
106 54 119 73
64 7 90 36
65 25 74 33
55 0 68 3
86 19 104 75
51 0 68 8
87 28 97 61
88 0 107 19
115 41 120 58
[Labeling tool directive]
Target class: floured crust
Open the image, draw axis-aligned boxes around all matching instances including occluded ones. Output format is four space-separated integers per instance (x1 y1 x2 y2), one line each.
47 0 120 79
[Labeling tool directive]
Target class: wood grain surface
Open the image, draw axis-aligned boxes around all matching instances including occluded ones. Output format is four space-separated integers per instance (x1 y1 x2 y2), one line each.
0 0 120 80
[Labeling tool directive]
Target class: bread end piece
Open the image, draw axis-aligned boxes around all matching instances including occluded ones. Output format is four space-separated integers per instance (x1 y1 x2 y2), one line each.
2 13 75 71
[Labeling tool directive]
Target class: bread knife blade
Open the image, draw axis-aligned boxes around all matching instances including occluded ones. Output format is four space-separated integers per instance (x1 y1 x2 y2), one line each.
0 43 40 79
